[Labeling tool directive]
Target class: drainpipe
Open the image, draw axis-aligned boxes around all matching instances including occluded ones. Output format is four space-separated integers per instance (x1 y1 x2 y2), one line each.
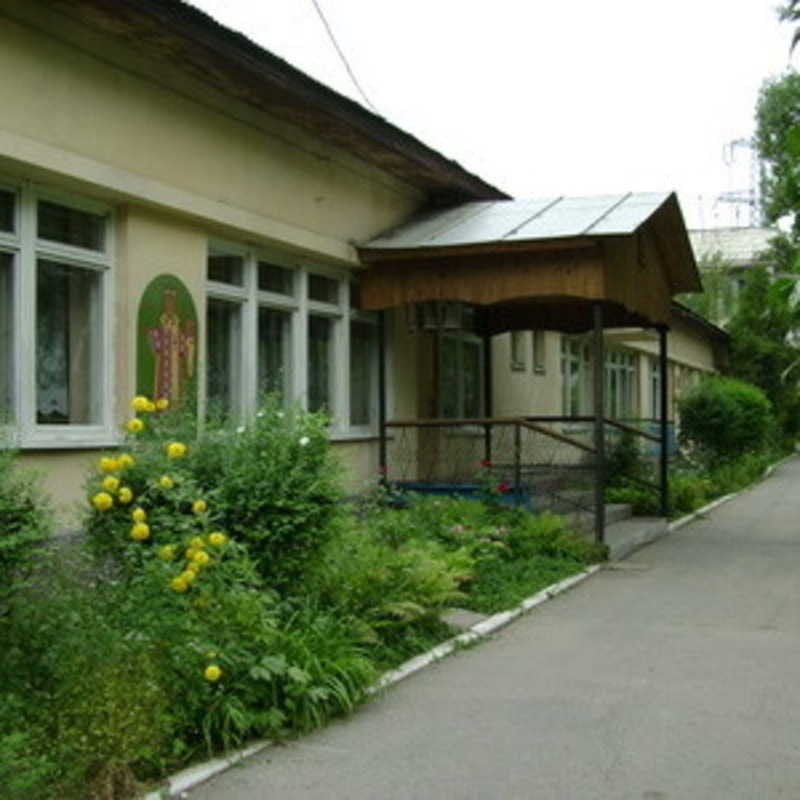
378 310 387 485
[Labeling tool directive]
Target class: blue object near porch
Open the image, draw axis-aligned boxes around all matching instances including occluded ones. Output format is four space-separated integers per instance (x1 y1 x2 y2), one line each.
394 481 534 510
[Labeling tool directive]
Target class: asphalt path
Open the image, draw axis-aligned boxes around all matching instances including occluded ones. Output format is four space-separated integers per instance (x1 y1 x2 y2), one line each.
190 457 800 800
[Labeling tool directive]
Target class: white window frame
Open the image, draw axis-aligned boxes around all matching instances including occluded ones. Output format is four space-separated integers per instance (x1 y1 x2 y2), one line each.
439 330 485 420
347 308 379 436
205 241 377 437
0 180 115 449
510 330 527 371
605 348 637 420
560 336 589 417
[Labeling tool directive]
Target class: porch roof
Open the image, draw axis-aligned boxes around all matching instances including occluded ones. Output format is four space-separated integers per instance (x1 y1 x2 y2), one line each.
358 191 702 334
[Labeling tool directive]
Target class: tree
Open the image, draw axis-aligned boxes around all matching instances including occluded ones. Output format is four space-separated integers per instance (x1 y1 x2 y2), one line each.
780 1 800 51
726 266 800 439
677 252 741 326
755 71 800 234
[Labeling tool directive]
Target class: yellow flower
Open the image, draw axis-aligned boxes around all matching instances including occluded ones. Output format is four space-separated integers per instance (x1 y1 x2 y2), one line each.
102 475 120 492
185 546 198 560
145 400 156 413
91 492 114 511
189 536 206 549
156 397 169 411
192 550 211 566
131 395 151 412
158 475 175 490
180 569 197 584
117 453 135 469
117 486 133 505
98 456 118 473
126 418 144 434
131 507 147 523
208 532 228 547
131 522 150 541
191 499 207 514
166 441 187 459
158 545 176 561
170 576 189 593
204 664 222 682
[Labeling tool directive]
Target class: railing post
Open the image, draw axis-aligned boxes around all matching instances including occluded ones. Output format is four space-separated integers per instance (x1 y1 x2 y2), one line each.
378 310 387 485
482 327 493 465
592 303 606 545
658 325 669 517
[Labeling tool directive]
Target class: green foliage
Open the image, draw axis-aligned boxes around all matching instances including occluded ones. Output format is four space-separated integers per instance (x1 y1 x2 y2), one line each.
605 429 651 489
307 514 474 646
726 266 800 441
193 399 344 592
678 376 775 464
756 70 800 233
677 252 744 325
0 444 51 608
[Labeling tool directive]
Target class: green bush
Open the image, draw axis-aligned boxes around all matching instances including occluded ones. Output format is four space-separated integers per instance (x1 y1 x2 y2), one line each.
194 399 344 591
678 377 775 464
0 444 51 608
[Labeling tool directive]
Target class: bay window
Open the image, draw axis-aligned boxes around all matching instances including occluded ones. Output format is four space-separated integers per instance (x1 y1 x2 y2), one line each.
0 181 113 446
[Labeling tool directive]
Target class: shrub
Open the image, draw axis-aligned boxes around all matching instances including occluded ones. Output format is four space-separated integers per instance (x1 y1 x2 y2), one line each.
194 399 344 591
678 377 775 464
0 443 51 609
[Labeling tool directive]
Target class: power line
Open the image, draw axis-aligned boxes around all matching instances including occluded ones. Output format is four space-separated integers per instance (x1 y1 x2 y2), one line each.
309 0 379 114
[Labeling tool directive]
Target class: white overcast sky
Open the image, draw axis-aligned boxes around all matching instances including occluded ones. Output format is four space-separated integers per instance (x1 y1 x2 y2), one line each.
189 0 795 229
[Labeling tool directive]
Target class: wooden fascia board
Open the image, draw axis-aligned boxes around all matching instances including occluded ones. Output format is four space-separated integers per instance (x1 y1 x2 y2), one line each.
358 236 595 265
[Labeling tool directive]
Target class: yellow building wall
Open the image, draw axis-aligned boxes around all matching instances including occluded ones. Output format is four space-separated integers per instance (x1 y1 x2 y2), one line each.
2 10 428 515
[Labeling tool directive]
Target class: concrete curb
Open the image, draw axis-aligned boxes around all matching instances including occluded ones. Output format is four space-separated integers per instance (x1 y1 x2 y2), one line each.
667 453 793 534
143 456 798 797
142 564 602 798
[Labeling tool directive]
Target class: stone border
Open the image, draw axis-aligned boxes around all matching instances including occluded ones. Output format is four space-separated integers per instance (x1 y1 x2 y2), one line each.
142 564 602 798
144 454 797 798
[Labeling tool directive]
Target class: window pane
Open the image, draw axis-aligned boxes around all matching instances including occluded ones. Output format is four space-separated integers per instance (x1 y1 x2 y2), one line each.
350 320 375 426
36 259 101 424
440 336 459 418
0 253 12 417
257 261 294 295
308 274 338 304
258 307 291 399
0 190 14 233
206 299 242 417
207 251 244 285
38 200 105 251
462 340 482 418
308 316 332 413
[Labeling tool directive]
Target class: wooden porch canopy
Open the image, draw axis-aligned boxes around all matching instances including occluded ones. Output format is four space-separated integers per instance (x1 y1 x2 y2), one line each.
357 191 701 333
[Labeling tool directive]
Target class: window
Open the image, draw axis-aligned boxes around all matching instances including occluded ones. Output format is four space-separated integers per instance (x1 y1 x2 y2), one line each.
650 356 661 419
205 242 377 434
532 330 546 374
206 298 242 417
605 349 637 420
0 252 12 417
510 331 527 371
561 337 589 416
0 183 113 445
36 260 102 424
440 332 483 419
349 318 378 427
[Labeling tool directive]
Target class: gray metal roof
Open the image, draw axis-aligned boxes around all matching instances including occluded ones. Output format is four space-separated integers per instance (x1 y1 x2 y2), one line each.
363 191 673 250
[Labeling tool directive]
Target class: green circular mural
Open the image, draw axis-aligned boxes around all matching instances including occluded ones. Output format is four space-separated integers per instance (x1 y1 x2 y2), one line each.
136 274 198 405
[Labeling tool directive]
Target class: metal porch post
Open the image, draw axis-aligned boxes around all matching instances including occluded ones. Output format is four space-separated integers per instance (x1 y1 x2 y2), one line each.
593 303 606 545
378 310 387 485
482 328 493 464
658 325 669 517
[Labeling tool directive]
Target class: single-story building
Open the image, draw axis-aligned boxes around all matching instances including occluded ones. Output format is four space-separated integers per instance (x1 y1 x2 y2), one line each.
1 0 725 537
